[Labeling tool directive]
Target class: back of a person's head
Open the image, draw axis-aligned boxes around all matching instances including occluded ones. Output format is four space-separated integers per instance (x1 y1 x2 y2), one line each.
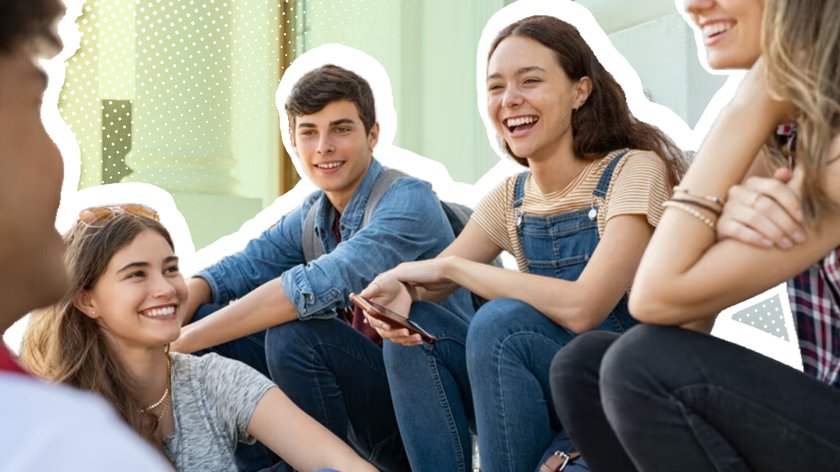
285 64 377 133
0 0 64 55
762 0 840 225
0 0 66 329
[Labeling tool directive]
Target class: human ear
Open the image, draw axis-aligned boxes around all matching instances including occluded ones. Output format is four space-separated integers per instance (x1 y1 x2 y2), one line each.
367 122 380 150
73 290 99 319
574 76 593 109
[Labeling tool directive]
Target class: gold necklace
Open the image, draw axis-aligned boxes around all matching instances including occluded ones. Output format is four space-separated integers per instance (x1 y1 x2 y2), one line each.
141 355 172 415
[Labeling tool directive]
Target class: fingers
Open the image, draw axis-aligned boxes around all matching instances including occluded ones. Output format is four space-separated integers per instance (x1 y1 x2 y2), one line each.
743 175 803 223
771 167 793 183
362 313 422 346
719 178 807 249
359 281 381 299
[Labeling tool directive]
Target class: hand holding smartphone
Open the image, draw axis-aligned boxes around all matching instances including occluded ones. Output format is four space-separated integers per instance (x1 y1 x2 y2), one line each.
349 293 437 344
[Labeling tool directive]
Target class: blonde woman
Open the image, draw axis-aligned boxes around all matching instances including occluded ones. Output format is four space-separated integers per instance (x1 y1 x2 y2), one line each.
551 0 840 470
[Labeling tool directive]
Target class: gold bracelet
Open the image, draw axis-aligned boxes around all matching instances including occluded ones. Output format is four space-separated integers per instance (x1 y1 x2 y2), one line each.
673 186 726 207
670 197 722 216
662 200 717 230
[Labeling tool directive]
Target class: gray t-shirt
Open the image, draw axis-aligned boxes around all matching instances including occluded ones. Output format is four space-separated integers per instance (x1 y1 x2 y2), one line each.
164 353 275 471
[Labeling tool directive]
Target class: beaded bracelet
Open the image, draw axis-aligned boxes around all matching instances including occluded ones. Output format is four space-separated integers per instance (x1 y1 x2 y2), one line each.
670 196 722 216
662 200 717 230
673 186 726 207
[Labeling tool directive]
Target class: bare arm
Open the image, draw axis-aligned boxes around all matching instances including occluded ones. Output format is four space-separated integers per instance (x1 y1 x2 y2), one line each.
630 60 840 325
247 388 375 472
365 213 652 335
408 219 504 303
173 279 297 353
180 278 212 325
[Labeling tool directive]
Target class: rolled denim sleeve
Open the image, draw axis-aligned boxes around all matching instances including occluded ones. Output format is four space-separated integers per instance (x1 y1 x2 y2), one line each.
196 204 308 306
281 178 453 320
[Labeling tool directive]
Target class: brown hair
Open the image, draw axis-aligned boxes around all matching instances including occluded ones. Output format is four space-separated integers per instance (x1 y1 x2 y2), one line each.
285 64 377 134
0 0 63 55
763 0 840 226
488 15 686 186
20 213 174 455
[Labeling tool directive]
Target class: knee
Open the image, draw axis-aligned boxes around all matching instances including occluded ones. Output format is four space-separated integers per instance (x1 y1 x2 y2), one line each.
599 325 684 401
550 331 618 400
466 298 541 369
265 320 320 364
467 298 529 342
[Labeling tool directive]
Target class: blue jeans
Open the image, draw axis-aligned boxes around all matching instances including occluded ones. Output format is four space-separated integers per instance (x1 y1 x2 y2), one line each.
265 318 410 472
382 301 475 471
466 298 579 472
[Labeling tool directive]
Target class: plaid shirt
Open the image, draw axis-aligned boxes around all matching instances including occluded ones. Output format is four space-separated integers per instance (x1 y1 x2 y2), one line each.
789 247 840 387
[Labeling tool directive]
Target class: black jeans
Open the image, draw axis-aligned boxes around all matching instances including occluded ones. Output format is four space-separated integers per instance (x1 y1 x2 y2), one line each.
550 325 840 472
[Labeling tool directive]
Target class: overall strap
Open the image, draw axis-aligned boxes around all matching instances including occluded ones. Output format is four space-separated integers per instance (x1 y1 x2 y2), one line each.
513 172 529 240
361 168 408 228
513 171 529 209
592 150 629 199
302 200 324 263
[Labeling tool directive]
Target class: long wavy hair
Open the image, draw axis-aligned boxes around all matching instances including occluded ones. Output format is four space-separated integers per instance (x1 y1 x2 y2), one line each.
489 15 686 187
20 213 174 455
763 0 840 226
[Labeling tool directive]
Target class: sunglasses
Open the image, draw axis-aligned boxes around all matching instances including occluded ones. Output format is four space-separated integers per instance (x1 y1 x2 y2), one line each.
78 204 160 226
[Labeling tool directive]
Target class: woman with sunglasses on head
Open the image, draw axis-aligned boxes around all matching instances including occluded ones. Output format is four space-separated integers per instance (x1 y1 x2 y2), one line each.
357 15 686 472
550 0 840 470
20 205 375 472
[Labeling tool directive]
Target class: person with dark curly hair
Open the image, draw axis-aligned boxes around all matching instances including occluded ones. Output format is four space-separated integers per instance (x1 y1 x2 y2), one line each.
0 1 172 469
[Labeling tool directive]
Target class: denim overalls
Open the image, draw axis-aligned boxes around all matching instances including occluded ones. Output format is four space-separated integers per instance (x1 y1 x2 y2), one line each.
513 149 637 333
466 150 639 472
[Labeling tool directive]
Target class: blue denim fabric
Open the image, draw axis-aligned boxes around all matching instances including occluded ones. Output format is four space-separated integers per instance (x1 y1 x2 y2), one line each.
192 159 473 471
196 159 473 320
467 152 637 472
265 318 410 472
382 301 475 471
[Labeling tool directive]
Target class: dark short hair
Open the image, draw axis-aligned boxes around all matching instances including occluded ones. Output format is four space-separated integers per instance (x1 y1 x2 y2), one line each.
0 0 64 55
285 64 376 134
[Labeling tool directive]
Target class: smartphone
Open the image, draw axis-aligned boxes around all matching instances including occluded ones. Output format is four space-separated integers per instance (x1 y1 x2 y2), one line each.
349 293 437 344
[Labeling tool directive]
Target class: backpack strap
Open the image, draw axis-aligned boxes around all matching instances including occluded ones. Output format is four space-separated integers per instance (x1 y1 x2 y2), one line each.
361 168 408 227
303 168 406 263
302 200 324 263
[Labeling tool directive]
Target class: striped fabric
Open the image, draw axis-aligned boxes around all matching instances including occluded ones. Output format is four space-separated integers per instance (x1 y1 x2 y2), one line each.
472 149 671 271
789 247 840 387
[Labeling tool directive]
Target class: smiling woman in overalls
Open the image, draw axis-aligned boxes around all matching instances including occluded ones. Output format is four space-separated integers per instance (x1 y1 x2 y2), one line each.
358 15 686 472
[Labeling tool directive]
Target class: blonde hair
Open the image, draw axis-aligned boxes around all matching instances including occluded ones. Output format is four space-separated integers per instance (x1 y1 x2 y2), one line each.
762 0 840 225
20 214 174 456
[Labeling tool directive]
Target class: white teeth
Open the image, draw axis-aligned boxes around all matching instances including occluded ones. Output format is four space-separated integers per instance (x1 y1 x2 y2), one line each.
703 22 730 37
142 306 175 318
317 162 342 169
505 116 538 127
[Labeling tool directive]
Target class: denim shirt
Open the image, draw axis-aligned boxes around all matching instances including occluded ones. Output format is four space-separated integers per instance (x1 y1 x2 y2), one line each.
198 159 472 320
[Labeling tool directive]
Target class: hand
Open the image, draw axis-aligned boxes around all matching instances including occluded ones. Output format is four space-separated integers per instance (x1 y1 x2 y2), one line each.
717 167 806 249
359 272 422 346
170 326 196 354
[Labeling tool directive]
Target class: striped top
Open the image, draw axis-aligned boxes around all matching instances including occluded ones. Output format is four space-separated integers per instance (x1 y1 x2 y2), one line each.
472 149 671 271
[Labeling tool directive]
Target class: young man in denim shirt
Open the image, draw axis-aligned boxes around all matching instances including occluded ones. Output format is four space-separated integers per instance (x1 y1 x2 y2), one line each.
174 64 472 471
